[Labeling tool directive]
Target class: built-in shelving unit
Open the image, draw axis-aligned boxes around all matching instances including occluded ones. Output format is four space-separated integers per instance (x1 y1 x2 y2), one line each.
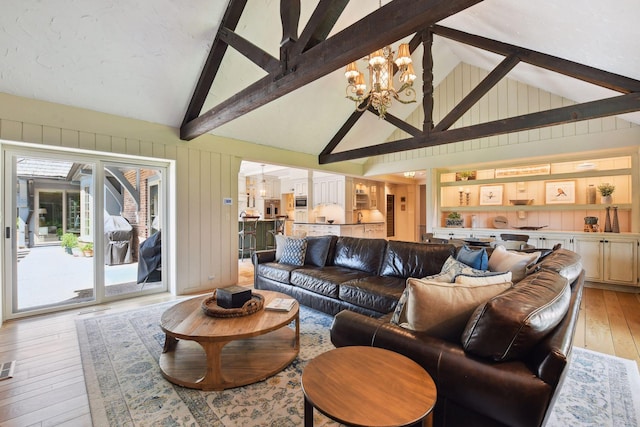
437 155 634 233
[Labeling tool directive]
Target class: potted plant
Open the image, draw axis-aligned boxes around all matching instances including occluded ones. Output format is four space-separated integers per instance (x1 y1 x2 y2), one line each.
60 232 78 254
458 171 475 181
81 242 94 257
597 183 615 204
446 212 464 227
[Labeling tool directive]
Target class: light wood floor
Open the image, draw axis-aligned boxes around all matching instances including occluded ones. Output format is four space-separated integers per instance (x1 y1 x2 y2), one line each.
0 262 638 426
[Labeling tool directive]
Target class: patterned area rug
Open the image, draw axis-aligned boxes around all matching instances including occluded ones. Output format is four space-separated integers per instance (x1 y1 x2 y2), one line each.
77 300 640 427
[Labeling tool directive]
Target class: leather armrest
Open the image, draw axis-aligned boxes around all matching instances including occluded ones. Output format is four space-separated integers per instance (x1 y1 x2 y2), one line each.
330 310 383 348
252 250 275 265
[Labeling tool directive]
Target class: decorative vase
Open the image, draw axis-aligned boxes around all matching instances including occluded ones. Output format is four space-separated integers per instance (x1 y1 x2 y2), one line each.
587 185 596 204
601 195 612 204
604 206 612 232
612 206 620 233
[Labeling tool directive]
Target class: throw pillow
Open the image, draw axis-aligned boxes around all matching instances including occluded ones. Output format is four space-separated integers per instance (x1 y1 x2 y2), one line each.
304 236 333 267
431 256 497 283
279 237 307 266
455 271 513 285
394 277 512 341
456 245 488 270
274 234 287 261
488 246 541 283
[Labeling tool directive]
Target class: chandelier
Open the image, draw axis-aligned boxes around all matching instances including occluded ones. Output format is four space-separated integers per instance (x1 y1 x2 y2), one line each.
403 171 416 178
344 43 416 118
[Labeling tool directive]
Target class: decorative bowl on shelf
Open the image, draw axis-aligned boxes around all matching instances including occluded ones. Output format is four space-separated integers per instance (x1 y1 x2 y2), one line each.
509 199 534 205
327 219 334 224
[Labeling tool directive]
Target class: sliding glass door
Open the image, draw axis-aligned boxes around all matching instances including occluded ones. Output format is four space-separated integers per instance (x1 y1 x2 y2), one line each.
3 147 167 318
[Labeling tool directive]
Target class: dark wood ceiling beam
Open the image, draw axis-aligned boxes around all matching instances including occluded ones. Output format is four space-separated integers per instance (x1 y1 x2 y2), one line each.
218 27 280 74
422 29 434 132
369 107 423 137
432 25 640 93
181 0 483 140
433 53 520 132
320 108 367 158
279 0 300 76
291 0 349 56
319 92 640 163
181 0 247 128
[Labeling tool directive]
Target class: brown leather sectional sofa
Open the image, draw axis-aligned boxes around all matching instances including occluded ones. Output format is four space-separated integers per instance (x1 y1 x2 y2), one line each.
253 236 584 427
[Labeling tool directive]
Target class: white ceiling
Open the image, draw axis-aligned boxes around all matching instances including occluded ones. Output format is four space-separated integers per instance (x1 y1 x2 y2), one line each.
2 0 639 161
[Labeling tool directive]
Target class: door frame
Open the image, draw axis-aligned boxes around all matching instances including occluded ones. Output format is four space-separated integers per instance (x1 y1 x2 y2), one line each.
2 142 171 320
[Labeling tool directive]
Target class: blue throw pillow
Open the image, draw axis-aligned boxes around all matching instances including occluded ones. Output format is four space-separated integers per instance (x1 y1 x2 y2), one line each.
456 245 488 270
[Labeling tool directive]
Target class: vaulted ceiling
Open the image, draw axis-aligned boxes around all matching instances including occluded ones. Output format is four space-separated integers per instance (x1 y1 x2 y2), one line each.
2 0 639 167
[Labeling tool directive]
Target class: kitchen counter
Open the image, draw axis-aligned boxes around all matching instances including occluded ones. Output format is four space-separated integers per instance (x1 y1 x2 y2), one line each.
292 222 386 238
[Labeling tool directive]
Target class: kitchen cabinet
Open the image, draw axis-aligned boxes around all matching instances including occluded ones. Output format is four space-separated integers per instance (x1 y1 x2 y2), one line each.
313 175 345 207
573 235 638 287
294 209 308 224
364 223 385 239
529 234 572 250
292 179 308 196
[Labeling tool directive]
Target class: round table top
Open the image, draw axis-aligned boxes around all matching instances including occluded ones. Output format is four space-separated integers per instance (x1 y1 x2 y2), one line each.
160 290 298 342
301 346 436 427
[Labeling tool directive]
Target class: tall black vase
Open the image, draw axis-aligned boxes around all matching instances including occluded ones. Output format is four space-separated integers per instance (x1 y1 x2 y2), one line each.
604 206 612 232
612 206 620 233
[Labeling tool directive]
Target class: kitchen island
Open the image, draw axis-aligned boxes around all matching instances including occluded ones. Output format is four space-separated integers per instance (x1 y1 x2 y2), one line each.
293 222 385 239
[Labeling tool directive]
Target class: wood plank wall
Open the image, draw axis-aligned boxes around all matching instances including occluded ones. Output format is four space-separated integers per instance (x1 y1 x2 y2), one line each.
0 103 239 298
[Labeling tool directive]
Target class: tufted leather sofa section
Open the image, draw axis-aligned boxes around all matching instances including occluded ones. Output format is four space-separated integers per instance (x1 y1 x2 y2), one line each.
330 249 585 427
254 236 456 316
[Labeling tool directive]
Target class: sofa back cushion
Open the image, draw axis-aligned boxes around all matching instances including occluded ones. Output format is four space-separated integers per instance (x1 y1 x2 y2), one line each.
332 237 388 274
528 248 582 283
379 241 456 278
304 235 337 267
461 269 571 361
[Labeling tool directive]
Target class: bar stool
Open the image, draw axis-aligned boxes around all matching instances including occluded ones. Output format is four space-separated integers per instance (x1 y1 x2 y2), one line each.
266 215 287 249
238 216 259 261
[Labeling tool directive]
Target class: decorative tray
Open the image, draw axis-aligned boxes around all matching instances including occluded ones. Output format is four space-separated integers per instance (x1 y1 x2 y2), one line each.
201 290 264 318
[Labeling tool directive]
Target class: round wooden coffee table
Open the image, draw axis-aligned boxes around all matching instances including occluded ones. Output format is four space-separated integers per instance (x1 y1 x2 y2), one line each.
301 346 436 427
159 289 299 391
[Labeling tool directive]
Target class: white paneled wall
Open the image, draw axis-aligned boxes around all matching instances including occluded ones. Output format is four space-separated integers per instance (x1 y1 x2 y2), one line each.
366 62 637 170
0 100 238 296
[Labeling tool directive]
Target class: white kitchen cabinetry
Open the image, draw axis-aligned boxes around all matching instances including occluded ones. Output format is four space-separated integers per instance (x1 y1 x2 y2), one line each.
294 209 308 224
573 235 638 287
313 175 345 208
530 234 572 250
293 179 308 196
364 223 385 239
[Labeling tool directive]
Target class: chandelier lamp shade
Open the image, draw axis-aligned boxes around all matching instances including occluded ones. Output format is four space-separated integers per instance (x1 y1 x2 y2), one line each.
345 43 416 118
403 171 416 178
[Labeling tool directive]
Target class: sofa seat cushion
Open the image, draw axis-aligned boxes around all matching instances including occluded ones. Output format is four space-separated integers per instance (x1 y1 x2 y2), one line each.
257 262 299 284
379 241 456 278
339 276 406 313
290 266 372 298
461 269 571 361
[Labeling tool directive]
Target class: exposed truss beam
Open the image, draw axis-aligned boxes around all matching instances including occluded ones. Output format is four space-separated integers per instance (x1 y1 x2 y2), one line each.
218 27 279 74
180 0 483 140
291 0 349 56
433 53 520 132
319 92 640 164
181 0 247 128
431 25 640 93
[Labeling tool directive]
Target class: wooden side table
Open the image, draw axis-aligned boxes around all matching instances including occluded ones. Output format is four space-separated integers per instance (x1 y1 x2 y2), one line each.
301 346 436 427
